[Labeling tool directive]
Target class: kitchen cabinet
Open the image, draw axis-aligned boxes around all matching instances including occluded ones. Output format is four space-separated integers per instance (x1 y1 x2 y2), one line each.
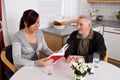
103 27 120 64
93 26 120 64
87 0 120 2
92 26 104 35
40 32 65 58
42 25 76 51
43 32 67 51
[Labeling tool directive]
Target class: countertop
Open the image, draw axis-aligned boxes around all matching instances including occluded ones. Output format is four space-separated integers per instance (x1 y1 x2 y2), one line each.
92 20 120 28
41 25 77 37
41 20 120 37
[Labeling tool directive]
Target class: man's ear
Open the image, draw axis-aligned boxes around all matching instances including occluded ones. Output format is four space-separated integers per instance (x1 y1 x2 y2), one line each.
88 23 92 28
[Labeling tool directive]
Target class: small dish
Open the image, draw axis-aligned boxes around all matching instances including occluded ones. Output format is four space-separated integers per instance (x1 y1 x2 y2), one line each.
53 25 65 30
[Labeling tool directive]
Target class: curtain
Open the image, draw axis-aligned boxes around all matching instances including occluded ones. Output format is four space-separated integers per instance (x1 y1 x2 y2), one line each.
0 0 8 80
0 0 5 52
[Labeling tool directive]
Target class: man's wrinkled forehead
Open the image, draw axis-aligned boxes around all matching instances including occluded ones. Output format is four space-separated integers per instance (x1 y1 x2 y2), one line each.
77 17 91 25
77 18 86 24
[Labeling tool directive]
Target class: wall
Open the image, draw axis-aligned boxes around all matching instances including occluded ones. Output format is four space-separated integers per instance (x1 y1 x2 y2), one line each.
2 0 120 46
2 0 62 46
80 0 120 21
92 3 120 21
2 0 38 46
79 0 92 16
62 0 80 19
38 0 62 29
38 0 81 28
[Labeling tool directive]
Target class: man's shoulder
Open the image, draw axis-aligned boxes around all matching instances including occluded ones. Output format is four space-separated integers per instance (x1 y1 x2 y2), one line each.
72 30 78 34
70 30 78 37
93 31 103 36
93 31 104 39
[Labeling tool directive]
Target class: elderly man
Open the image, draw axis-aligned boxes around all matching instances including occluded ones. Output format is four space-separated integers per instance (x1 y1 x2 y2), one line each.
64 15 106 63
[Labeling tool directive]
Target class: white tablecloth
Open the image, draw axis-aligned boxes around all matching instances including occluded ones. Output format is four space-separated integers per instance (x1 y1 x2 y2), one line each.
10 57 120 80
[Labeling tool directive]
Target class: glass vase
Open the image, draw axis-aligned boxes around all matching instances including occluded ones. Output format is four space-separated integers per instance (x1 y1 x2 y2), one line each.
74 74 86 80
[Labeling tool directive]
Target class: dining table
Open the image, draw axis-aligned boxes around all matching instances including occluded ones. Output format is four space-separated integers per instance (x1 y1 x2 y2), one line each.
10 57 120 80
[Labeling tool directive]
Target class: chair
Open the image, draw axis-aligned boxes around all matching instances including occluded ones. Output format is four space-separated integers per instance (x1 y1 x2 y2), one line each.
104 50 108 62
0 45 18 73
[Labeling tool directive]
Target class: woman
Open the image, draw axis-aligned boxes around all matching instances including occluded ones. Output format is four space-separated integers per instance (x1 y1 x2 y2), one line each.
12 9 53 69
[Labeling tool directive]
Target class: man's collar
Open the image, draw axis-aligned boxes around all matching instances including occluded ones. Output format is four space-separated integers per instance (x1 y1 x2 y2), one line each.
76 29 94 39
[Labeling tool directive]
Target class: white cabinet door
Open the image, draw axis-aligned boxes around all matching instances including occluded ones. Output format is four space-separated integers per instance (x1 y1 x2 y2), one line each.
104 31 120 61
92 26 104 35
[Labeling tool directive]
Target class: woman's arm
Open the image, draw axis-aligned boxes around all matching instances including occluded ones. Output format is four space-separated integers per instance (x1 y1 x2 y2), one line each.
41 37 53 56
38 31 53 56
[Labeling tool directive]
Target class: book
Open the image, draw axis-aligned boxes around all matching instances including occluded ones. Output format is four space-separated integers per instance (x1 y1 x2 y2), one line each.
48 53 64 62
48 44 69 62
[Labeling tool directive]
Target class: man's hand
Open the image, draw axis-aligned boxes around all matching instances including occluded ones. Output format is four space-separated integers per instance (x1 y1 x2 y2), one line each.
66 55 85 63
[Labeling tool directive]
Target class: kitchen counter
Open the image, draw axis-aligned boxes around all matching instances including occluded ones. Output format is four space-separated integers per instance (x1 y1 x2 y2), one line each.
41 25 77 37
93 20 120 28
41 20 120 37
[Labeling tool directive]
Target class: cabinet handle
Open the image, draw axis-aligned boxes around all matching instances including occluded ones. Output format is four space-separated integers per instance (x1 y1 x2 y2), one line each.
104 31 120 35
114 29 120 31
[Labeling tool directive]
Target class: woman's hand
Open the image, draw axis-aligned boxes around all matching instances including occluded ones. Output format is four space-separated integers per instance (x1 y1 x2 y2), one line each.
37 58 54 67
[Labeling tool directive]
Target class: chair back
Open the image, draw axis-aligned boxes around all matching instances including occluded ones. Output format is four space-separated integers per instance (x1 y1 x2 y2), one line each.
104 50 108 62
1 45 18 73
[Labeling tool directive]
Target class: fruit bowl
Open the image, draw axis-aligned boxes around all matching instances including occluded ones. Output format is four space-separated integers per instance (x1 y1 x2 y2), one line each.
53 25 65 30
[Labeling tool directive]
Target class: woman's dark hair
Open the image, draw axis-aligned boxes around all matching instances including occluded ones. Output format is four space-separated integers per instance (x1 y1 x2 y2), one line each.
19 9 39 30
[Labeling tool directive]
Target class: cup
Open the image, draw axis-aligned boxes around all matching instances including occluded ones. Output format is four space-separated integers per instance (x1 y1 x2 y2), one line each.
96 15 103 21
91 12 97 20
93 52 100 68
45 60 54 75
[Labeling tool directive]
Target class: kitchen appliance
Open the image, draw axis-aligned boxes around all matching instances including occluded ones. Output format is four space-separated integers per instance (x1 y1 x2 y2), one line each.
89 9 99 20
96 15 103 21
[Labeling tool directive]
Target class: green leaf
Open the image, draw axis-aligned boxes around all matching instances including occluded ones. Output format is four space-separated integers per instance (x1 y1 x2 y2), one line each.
116 11 120 21
118 11 120 14
116 15 120 20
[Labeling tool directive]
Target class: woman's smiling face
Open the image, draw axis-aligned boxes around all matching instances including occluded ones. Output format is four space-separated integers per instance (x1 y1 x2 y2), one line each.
27 18 40 33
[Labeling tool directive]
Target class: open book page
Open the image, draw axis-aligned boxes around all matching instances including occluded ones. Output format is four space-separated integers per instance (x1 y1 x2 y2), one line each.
48 44 69 62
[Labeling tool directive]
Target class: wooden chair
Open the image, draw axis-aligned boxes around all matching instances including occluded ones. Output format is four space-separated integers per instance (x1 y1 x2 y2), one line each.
104 50 108 62
0 45 18 73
